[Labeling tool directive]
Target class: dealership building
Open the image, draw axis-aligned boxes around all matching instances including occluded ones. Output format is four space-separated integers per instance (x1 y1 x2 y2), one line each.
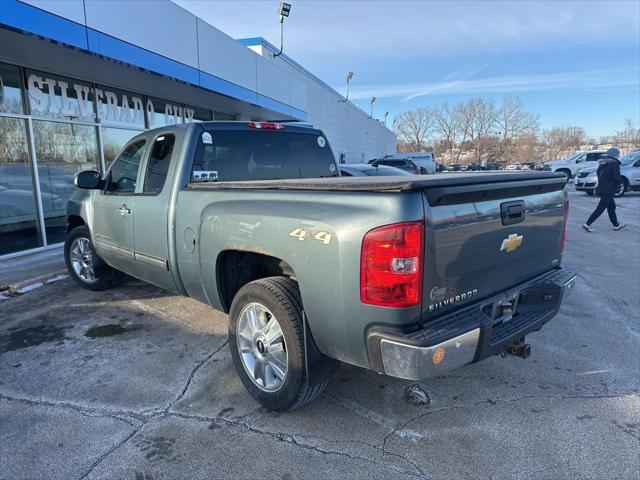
0 0 395 258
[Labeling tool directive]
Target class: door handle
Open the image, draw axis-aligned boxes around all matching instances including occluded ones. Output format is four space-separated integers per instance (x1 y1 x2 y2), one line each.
117 204 131 216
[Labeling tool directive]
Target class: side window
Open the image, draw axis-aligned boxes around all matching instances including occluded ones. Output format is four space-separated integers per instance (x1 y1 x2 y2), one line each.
106 139 146 193
143 134 175 194
340 170 353 177
575 154 586 163
585 153 599 162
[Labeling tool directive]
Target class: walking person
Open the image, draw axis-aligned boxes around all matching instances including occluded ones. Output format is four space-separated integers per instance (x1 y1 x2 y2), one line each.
582 147 626 232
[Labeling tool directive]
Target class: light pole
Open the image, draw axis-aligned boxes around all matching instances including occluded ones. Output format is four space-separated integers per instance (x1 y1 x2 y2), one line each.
273 2 291 58
345 71 353 101
370 96 376 118
384 111 389 127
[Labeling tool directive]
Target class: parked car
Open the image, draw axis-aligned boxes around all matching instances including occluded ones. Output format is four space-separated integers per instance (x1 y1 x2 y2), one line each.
544 150 607 180
339 164 410 177
0 184 65 230
575 150 640 197
380 152 436 174
466 163 482 171
483 163 502 171
447 164 461 171
66 121 575 411
505 163 523 171
369 158 419 174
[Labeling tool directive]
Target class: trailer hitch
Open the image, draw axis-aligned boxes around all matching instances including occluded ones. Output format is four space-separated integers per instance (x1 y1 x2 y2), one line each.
501 338 531 359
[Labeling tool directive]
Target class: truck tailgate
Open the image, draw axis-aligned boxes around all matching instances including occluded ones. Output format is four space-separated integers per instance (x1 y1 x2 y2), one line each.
422 176 567 317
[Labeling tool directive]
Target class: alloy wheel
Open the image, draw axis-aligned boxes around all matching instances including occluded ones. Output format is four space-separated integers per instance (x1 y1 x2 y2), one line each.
236 302 288 392
69 237 97 283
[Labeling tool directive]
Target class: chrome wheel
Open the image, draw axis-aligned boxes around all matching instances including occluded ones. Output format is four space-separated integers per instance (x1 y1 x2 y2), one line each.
236 302 288 392
69 237 97 283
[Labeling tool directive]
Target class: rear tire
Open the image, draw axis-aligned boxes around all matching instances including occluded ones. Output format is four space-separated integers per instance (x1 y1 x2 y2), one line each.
64 225 121 291
228 276 329 411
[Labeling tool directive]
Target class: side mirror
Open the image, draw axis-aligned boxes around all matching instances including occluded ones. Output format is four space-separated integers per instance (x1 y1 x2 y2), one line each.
74 170 103 189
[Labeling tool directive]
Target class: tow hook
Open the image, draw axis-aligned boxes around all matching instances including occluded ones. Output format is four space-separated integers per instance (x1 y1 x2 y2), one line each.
502 338 531 359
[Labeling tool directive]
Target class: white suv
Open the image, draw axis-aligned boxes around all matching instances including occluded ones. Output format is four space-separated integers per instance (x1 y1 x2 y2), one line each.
544 151 607 180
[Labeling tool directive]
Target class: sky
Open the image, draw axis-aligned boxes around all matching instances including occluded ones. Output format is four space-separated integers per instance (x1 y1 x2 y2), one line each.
174 0 640 138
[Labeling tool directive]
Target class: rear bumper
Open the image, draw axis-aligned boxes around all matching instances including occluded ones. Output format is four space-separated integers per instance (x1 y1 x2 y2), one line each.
368 268 577 380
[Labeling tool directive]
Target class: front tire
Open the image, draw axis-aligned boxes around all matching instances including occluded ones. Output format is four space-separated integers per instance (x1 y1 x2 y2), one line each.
228 276 329 411
557 169 572 181
614 179 628 198
64 225 121 291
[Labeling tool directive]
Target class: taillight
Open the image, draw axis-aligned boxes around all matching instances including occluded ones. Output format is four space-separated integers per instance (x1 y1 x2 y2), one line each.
560 199 569 252
248 121 285 130
360 221 423 308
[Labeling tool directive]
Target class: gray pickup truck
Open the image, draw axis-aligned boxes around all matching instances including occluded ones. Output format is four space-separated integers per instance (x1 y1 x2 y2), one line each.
66 121 576 410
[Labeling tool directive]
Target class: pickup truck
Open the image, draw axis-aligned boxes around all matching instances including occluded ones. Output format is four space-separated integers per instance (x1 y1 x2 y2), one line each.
66 121 576 411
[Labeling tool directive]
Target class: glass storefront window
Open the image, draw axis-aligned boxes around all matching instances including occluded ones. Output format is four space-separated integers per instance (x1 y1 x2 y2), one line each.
0 117 42 254
0 63 25 114
26 69 96 122
214 111 236 121
102 127 143 168
95 85 145 128
186 105 212 122
147 97 211 127
32 120 99 244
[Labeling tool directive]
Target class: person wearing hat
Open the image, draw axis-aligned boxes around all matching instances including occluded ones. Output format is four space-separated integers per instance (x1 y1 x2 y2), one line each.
582 147 626 232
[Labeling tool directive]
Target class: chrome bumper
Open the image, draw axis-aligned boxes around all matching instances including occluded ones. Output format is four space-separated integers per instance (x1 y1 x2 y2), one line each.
373 269 577 381
380 329 480 380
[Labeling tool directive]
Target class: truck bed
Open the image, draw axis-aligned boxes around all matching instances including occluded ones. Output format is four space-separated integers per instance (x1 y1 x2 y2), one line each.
188 171 565 193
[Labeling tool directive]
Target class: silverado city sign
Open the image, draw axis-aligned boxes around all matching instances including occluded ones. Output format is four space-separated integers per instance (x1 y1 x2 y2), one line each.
27 73 194 126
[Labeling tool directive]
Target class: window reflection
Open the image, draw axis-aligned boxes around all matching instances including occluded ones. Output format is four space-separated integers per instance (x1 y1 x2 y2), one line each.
32 120 98 244
0 117 42 254
0 62 24 114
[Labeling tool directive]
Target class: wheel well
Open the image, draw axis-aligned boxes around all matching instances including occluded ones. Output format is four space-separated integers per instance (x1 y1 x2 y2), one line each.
216 250 296 313
66 215 85 233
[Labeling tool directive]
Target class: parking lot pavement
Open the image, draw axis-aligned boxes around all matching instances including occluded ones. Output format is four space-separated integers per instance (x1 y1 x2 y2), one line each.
1 191 638 480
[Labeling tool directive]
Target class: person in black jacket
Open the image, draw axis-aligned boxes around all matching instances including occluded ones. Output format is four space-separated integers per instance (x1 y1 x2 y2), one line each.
582 148 626 232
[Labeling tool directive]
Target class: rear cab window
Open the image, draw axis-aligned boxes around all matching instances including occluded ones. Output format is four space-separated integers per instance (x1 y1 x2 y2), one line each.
143 134 175 194
191 129 338 182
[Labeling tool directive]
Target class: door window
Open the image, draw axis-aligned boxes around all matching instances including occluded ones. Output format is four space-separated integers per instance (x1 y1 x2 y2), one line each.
106 139 146 193
575 154 587 163
143 134 175 194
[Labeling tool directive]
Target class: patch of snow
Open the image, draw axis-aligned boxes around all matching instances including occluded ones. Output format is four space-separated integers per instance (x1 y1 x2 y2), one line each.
16 282 44 294
45 274 68 284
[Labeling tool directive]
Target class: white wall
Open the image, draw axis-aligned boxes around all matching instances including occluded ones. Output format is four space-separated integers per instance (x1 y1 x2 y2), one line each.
20 0 307 115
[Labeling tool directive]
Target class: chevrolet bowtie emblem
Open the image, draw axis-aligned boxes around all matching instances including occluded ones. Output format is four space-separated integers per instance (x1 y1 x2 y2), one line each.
500 233 523 253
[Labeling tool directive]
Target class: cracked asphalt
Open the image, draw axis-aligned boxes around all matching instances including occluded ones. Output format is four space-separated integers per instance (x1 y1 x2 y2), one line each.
1 191 639 480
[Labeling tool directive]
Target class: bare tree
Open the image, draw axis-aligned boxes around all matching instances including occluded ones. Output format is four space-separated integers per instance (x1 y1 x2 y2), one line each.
542 126 586 160
432 103 461 165
614 118 640 151
496 96 539 164
460 98 498 163
393 108 433 152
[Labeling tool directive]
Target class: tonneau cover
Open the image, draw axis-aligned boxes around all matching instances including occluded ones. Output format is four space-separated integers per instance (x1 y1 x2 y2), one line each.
188 172 566 193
